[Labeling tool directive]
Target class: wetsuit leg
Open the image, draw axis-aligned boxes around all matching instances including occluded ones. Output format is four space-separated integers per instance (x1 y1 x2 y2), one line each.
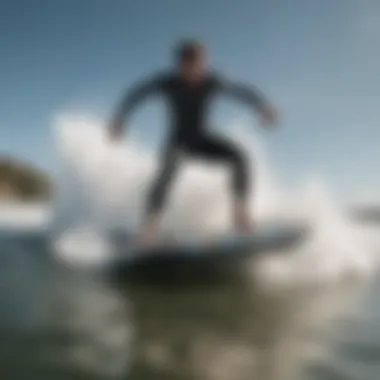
186 134 250 200
146 141 182 214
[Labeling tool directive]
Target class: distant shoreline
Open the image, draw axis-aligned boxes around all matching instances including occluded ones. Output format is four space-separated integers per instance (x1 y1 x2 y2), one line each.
0 157 53 202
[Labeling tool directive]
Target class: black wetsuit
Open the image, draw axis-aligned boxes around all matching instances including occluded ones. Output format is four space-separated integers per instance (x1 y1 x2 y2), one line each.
112 71 269 213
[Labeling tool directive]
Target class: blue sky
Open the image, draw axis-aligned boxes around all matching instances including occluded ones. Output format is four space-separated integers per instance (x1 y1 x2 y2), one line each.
1 0 379 195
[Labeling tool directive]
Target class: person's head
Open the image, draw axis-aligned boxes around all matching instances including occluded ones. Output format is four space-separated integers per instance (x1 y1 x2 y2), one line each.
174 40 206 82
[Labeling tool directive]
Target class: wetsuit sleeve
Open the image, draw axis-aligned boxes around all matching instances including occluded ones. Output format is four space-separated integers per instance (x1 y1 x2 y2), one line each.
213 75 270 113
110 73 166 133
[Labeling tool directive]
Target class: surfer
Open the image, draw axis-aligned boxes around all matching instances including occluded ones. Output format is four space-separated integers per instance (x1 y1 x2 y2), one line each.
108 40 278 246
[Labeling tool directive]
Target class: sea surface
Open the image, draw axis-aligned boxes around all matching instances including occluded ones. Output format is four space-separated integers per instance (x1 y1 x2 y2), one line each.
1 204 380 380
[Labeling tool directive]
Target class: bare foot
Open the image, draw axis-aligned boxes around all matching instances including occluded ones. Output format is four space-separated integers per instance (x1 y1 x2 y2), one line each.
136 225 160 248
233 198 257 236
135 213 161 248
136 229 158 248
235 214 256 236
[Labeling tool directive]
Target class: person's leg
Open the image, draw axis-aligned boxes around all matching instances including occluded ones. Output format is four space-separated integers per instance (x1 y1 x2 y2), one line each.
138 143 181 246
188 134 253 234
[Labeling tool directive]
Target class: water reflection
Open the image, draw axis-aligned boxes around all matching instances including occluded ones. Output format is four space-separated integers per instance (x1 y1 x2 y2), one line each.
118 271 369 380
42 270 133 379
0 233 372 380
0 236 133 380
305 277 380 380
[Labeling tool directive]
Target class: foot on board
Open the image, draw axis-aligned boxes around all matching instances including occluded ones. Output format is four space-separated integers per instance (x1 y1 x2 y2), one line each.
235 216 257 236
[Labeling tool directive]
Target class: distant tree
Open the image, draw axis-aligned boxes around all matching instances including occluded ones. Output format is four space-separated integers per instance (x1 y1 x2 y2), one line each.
0 157 52 201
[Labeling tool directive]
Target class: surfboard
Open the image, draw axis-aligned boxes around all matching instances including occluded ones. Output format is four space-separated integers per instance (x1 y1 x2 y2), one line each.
110 222 309 269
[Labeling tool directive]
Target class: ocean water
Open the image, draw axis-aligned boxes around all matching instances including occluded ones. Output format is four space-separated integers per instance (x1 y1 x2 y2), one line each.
0 115 380 380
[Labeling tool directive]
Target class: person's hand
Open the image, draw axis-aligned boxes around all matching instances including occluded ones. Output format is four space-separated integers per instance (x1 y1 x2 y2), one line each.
261 105 278 128
108 124 123 143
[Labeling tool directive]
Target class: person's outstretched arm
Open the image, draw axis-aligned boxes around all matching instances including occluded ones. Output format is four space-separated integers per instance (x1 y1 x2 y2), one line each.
108 74 166 140
214 75 278 126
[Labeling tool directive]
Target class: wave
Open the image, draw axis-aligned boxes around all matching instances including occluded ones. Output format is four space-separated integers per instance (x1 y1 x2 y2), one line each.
2 111 380 285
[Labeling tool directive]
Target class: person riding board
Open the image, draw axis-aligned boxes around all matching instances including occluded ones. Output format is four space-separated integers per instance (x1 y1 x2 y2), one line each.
108 40 278 246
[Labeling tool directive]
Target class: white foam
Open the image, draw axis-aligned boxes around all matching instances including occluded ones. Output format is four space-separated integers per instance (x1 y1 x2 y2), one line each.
0 203 50 230
52 225 112 268
50 112 380 279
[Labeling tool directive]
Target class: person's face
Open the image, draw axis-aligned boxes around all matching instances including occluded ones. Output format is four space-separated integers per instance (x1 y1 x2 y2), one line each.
179 53 206 83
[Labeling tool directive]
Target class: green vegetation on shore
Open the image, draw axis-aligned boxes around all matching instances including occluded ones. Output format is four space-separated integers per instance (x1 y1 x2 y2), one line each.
0 157 52 201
